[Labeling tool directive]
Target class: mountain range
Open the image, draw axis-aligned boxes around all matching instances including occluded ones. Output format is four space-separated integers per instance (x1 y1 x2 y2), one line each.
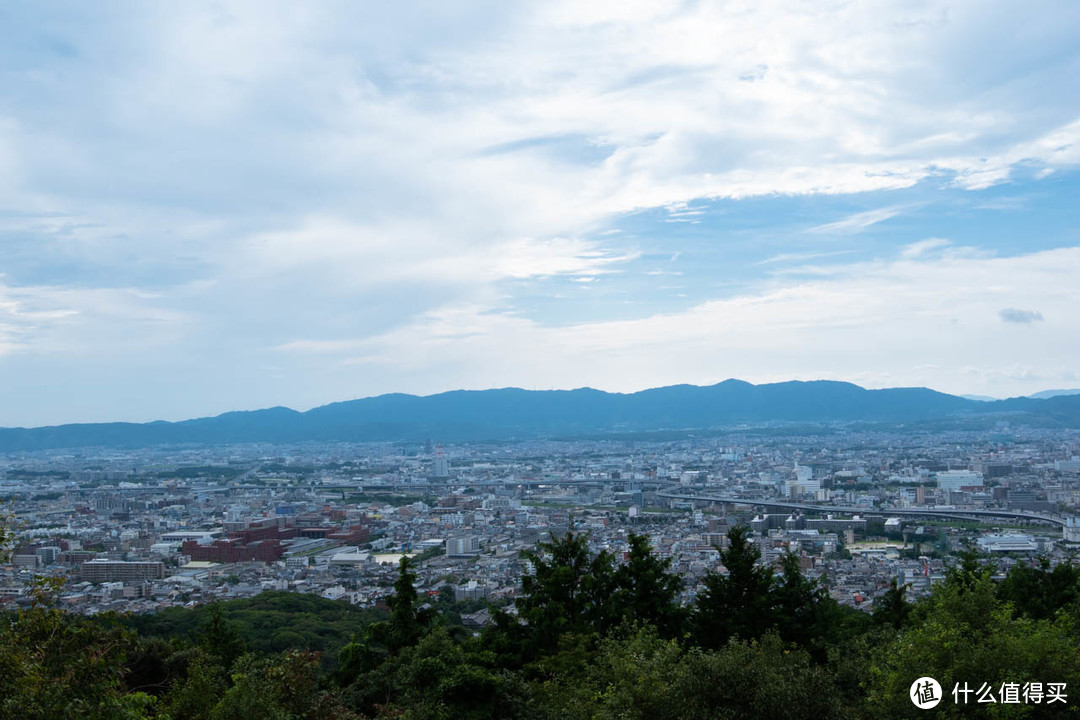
1027 389 1080 400
3 379 1080 452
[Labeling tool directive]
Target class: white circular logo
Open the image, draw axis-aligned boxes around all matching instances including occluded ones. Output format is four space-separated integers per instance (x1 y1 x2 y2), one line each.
910 677 942 709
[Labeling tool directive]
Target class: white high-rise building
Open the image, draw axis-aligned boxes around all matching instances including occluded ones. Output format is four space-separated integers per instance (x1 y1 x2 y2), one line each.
447 535 480 556
1064 517 1080 543
788 462 820 495
936 470 984 492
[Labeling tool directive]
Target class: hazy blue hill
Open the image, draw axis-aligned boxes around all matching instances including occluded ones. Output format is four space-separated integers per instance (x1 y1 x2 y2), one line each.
2 380 1080 451
1028 388 1080 399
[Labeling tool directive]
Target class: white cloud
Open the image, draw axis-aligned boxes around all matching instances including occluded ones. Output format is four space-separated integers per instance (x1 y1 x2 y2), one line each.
323 246 1080 399
2 1 1080 422
757 250 855 265
901 238 951 259
7 2 1080 249
0 279 188 358
807 207 904 235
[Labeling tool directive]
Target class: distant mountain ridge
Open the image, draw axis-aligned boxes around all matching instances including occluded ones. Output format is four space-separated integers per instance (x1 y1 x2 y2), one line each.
1028 389 1080 400
3 379 1080 451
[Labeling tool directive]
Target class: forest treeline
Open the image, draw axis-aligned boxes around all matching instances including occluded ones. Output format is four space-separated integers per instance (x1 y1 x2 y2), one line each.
3 526 1080 719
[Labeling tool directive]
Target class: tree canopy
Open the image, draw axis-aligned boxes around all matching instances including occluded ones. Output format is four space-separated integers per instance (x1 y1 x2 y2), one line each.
2 522 1079 719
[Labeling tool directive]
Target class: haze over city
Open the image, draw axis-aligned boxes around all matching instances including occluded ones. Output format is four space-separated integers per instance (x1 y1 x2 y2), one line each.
2 2 1080 426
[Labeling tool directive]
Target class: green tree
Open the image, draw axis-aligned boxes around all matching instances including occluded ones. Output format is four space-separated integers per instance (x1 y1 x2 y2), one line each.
344 628 531 720
873 578 911 630
866 571 1080 719
123 635 188 698
0 607 156 720
199 603 247 671
163 651 226 720
771 551 837 648
537 627 843 720
674 633 844 720
514 530 617 655
341 556 439 681
210 654 291 720
692 526 774 648
612 533 684 638
997 557 1080 620
535 625 685 720
382 556 438 653
943 547 996 595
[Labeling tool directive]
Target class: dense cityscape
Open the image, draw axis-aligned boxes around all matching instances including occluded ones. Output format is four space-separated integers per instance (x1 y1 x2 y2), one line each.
6 426 1080 621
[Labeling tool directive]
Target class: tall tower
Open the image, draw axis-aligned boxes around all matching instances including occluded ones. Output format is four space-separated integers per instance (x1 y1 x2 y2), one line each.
433 446 449 478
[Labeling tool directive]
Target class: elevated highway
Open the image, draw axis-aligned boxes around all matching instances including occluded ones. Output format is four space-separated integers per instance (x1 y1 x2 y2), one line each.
657 487 1069 528
304 477 656 492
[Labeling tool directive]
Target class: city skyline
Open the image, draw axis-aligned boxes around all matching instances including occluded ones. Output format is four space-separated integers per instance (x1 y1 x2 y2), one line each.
2 2 1080 425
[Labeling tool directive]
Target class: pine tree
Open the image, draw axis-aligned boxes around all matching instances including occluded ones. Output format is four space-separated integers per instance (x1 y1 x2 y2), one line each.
380 556 437 653
612 533 684 637
872 577 911 629
516 529 616 653
198 604 246 671
692 525 774 648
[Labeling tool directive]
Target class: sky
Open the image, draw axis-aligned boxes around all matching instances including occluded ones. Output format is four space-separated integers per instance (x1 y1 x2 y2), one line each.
2 1 1080 426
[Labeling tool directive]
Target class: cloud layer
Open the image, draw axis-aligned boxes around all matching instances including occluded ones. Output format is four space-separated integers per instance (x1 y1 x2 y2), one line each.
1 1 1080 424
